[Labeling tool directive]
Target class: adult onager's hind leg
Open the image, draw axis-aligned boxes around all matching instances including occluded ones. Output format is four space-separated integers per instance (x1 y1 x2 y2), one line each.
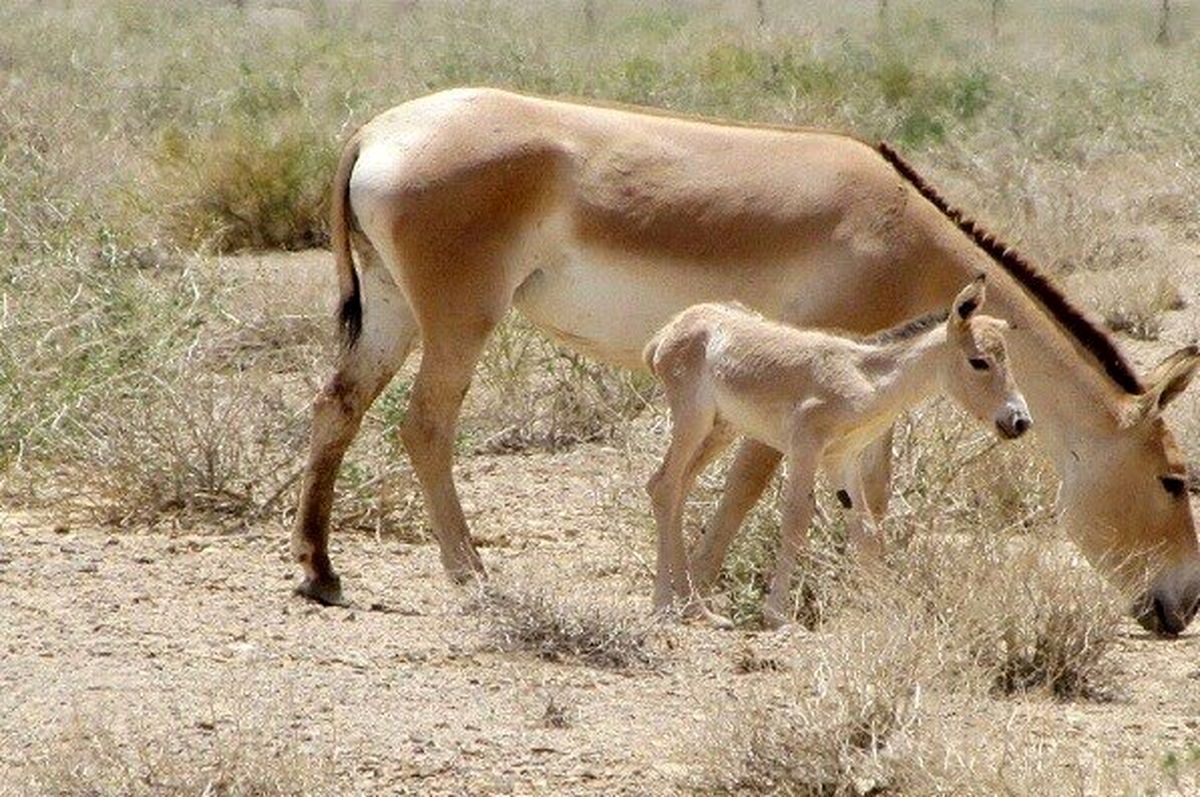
399 328 493 583
689 440 782 591
292 264 417 605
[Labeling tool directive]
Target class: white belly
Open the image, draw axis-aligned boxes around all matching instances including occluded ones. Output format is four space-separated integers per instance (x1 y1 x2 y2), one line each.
509 214 806 371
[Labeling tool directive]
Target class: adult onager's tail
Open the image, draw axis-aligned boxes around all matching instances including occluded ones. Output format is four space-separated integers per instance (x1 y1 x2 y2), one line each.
330 132 364 348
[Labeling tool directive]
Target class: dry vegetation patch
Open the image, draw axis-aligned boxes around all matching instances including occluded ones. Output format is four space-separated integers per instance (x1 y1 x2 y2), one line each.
468 582 664 670
11 714 335 797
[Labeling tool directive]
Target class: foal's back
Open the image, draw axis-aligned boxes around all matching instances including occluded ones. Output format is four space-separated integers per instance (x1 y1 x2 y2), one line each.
645 302 871 449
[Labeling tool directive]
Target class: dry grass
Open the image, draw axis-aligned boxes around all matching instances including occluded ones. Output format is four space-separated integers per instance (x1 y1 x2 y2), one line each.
468 582 663 670
691 611 953 797
885 536 1124 701
1096 271 1187 341
155 120 336 253
9 715 335 797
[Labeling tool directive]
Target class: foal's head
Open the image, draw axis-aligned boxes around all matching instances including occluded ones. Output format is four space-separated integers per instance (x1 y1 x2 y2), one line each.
942 277 1032 440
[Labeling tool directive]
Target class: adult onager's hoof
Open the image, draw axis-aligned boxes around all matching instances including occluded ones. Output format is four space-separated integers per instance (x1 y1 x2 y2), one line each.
294 574 347 607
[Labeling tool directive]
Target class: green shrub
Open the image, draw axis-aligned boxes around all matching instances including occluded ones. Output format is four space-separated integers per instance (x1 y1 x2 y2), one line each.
155 120 335 253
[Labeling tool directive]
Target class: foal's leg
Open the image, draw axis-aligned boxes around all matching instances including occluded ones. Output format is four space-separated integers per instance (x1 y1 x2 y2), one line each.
689 440 783 591
682 419 736 492
293 263 417 605
647 399 713 614
764 447 819 630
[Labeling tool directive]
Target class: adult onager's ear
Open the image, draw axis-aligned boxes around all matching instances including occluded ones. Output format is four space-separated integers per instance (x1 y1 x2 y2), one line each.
1131 345 1200 424
951 275 987 323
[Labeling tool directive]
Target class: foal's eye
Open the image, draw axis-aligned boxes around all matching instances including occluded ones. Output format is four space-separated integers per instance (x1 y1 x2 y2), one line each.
968 357 990 371
1160 475 1188 499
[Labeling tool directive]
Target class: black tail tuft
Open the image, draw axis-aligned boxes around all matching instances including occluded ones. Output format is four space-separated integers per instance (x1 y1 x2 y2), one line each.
338 267 362 349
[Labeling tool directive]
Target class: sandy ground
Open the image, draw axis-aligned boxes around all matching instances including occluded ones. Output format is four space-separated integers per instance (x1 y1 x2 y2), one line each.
3 446 1200 795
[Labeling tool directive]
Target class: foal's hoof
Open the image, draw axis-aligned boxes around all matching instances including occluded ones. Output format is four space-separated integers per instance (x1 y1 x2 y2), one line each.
294 574 347 607
762 606 793 631
685 604 735 630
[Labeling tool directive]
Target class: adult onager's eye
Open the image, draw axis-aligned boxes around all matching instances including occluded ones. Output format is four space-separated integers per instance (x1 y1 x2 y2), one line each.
968 357 990 371
1160 475 1188 499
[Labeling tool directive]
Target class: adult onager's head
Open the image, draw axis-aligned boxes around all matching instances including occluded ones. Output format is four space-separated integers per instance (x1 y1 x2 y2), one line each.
940 277 1031 441
1072 346 1200 635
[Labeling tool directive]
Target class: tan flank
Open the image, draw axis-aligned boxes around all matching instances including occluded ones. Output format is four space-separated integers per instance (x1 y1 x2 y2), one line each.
292 87 1200 634
643 279 1031 627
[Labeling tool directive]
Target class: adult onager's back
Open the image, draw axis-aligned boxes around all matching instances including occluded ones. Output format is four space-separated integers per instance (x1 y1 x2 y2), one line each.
292 87 1200 635
643 279 1030 627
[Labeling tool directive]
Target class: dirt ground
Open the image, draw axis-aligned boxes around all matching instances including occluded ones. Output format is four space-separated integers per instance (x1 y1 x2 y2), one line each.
5 250 1200 795
3 457 1200 795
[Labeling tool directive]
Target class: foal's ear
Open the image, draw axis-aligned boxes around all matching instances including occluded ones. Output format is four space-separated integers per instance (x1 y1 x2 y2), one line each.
1131 345 1200 425
951 275 987 323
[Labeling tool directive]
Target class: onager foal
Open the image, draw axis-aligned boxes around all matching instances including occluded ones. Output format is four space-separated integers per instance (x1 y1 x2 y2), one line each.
643 277 1031 628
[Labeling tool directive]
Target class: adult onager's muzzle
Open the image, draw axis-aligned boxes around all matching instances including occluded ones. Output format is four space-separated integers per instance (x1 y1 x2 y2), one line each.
1131 590 1200 636
995 401 1032 440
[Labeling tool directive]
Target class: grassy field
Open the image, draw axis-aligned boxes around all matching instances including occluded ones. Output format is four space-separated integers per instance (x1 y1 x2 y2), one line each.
3 1 1200 794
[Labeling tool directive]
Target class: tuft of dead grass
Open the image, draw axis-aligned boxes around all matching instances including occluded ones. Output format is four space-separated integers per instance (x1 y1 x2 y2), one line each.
11 715 335 797
468 583 662 670
1096 272 1186 341
63 368 310 526
692 614 942 797
539 692 577 729
155 120 336 253
886 536 1124 701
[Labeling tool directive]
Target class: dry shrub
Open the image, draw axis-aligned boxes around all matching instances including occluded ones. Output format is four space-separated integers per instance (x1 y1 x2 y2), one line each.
63 368 309 526
539 692 577 729
12 715 334 797
693 613 946 797
880 535 1123 701
469 317 657 454
1095 271 1186 341
690 603 1133 796
469 582 662 670
155 121 336 253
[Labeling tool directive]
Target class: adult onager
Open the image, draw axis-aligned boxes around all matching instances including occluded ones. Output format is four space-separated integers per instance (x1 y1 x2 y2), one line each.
292 87 1200 635
643 278 1030 627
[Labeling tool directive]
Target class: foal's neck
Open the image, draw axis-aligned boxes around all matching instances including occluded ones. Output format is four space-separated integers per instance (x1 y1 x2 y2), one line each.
860 324 952 417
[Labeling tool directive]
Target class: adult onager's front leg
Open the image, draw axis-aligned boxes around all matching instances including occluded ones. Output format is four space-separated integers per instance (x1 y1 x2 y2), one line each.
292 266 417 605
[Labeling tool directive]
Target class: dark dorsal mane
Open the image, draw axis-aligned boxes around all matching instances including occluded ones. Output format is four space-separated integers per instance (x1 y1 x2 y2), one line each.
876 142 1144 395
859 309 950 346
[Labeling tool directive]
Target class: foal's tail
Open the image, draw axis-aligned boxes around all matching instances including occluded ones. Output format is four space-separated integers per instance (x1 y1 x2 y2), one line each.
331 130 364 349
642 326 668 376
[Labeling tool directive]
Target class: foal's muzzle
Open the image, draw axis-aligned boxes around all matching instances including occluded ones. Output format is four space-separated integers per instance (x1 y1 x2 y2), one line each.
996 414 1031 440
